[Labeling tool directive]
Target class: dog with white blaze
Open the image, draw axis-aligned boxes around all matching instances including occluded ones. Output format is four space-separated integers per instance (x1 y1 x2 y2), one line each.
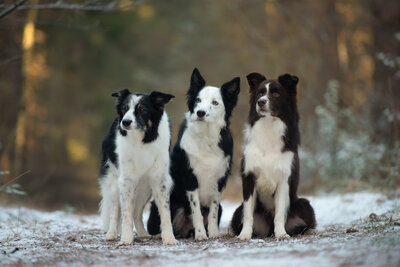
231 73 316 240
147 68 240 240
99 89 178 245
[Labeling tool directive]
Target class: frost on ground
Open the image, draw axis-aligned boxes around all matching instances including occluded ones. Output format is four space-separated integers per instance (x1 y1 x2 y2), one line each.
1 192 399 267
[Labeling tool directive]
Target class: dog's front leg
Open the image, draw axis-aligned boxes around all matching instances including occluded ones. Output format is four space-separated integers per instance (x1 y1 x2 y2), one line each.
207 191 220 238
152 173 178 245
238 171 256 241
105 180 120 241
119 175 137 245
274 180 290 240
187 190 208 241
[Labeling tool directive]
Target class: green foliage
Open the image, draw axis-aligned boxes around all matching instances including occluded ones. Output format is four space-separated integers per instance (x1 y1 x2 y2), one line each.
63 204 76 214
0 171 27 196
301 81 399 192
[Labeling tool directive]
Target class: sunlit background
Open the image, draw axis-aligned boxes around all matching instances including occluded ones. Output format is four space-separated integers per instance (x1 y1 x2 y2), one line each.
0 0 399 212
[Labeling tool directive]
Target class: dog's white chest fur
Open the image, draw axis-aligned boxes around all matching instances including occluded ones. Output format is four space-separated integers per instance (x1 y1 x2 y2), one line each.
243 116 294 209
180 114 229 206
116 112 170 177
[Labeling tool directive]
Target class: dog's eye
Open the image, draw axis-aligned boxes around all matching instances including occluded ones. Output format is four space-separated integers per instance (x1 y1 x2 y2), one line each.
137 105 144 112
212 100 219 106
272 92 280 98
195 98 201 103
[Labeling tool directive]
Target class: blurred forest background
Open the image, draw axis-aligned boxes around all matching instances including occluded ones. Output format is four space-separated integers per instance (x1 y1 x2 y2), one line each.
0 0 399 212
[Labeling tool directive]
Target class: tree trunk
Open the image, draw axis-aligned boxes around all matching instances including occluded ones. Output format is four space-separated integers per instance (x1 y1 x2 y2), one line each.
13 4 39 175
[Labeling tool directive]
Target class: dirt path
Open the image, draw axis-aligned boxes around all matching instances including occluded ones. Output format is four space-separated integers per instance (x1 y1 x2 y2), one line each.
1 192 399 266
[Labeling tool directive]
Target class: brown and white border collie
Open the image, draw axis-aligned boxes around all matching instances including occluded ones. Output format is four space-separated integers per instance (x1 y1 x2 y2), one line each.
230 73 316 240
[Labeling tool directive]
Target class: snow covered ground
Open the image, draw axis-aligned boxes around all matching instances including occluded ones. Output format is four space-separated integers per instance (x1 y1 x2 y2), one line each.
1 192 399 266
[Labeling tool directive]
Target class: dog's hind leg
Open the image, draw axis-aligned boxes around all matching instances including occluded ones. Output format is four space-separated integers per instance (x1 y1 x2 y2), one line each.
147 201 161 235
285 198 316 236
133 179 151 238
230 204 243 236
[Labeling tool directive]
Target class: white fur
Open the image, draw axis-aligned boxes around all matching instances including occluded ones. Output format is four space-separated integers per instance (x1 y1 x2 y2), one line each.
256 83 270 115
99 160 120 238
180 86 230 240
239 113 294 240
99 97 177 245
189 86 226 126
120 95 142 131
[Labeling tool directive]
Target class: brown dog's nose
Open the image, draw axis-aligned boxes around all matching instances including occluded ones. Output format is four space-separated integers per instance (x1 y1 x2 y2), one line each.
257 99 266 107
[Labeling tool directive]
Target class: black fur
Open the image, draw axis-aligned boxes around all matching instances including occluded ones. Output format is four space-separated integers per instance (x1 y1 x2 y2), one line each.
147 68 240 237
231 197 316 237
99 119 118 177
99 89 174 178
231 73 316 238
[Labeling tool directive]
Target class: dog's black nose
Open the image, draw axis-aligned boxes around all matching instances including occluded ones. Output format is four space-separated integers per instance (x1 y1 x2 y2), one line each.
197 110 206 118
122 119 132 127
257 99 266 107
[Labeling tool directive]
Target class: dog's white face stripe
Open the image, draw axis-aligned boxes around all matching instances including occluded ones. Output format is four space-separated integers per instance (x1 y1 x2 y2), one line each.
120 95 142 129
191 86 225 125
256 82 270 115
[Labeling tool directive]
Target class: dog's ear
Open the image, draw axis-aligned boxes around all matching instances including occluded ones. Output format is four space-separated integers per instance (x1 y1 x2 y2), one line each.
221 77 240 119
187 68 205 112
246 73 266 92
278 74 299 94
111 89 130 118
150 91 175 110
112 88 130 99
111 88 130 105
221 77 240 102
190 68 206 90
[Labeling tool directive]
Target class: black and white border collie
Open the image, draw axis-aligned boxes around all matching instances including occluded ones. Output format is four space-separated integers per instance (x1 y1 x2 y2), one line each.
147 68 240 240
231 73 316 240
99 89 178 245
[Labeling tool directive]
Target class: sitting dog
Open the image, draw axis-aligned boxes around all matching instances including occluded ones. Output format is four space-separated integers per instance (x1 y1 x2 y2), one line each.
147 68 240 240
231 73 316 240
99 89 178 245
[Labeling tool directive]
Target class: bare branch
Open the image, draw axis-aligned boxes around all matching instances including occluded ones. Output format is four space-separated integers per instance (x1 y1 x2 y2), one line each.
0 0 127 19
0 0 28 19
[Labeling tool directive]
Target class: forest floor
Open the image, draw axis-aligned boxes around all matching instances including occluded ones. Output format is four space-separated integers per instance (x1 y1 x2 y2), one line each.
1 192 400 267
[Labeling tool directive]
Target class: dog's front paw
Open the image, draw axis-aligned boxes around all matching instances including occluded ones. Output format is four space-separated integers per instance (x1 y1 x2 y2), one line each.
119 234 134 245
105 229 118 241
304 228 318 235
238 231 252 241
208 231 220 239
136 232 151 238
195 230 208 241
151 234 162 239
162 236 178 245
275 231 290 240
208 226 219 239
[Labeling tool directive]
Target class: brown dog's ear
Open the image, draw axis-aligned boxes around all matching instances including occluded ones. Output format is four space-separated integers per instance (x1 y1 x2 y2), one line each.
246 73 266 92
278 74 299 95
